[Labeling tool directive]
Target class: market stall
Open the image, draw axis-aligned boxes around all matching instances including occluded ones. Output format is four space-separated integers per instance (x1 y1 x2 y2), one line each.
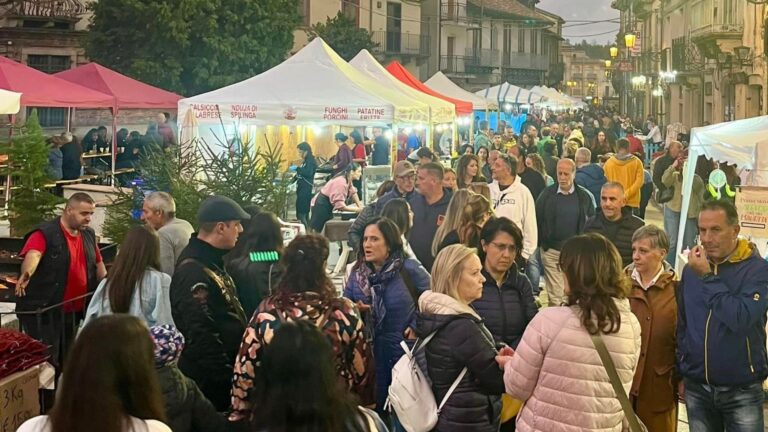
0 90 20 115
679 116 768 264
476 82 545 108
424 72 489 111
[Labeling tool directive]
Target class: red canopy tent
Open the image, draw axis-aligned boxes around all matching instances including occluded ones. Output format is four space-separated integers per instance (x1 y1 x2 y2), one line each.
0 57 114 108
54 63 182 109
385 61 473 116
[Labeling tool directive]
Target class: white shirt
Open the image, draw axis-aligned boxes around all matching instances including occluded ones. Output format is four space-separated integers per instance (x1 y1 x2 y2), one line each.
648 125 662 144
631 265 665 291
489 178 538 259
18 416 172 432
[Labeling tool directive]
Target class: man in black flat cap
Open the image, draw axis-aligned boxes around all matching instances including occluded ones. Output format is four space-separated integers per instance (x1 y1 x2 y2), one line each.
170 195 250 410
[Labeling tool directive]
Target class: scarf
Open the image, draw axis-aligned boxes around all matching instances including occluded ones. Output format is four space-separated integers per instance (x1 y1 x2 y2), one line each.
150 325 185 368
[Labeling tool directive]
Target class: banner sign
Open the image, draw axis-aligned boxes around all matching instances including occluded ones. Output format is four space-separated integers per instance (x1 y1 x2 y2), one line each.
735 186 768 238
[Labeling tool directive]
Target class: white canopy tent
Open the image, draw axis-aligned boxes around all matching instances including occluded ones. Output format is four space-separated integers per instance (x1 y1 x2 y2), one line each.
0 89 20 114
530 86 577 108
476 83 545 107
678 116 768 262
349 50 455 124
177 38 431 127
425 72 488 111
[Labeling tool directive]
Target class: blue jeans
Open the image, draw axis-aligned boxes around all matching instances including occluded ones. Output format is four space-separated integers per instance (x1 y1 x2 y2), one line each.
663 205 697 267
526 248 542 296
684 378 765 432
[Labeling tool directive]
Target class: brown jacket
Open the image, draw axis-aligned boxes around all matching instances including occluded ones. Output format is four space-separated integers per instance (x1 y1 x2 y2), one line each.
626 264 678 413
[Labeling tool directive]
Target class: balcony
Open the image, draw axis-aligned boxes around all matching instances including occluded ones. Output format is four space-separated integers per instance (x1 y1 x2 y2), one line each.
689 0 743 43
572 73 584 80
501 52 549 71
465 48 500 68
440 2 480 27
672 36 705 73
586 73 597 80
3 0 86 20
371 31 429 58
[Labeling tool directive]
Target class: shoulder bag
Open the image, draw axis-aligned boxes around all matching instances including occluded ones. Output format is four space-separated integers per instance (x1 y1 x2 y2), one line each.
589 333 648 432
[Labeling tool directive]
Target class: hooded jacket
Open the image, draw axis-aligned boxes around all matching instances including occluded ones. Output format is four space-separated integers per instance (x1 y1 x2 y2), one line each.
415 291 504 432
584 208 645 268
472 267 537 349
489 178 538 259
575 163 606 205
503 299 641 432
677 239 768 386
226 252 281 319
603 154 644 207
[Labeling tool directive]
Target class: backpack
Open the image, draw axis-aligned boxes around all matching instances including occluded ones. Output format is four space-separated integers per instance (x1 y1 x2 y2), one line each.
385 332 467 432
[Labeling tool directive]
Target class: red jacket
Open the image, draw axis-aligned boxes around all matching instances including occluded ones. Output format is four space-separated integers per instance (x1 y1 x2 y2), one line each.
627 134 644 155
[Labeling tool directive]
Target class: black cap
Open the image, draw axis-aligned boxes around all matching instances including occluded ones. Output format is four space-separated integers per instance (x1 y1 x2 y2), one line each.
197 196 251 223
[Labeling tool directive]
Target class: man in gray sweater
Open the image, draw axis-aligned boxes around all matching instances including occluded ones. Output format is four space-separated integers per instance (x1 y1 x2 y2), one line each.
142 191 195 275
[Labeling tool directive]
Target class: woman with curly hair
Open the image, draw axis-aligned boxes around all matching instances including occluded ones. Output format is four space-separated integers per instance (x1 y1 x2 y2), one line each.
497 233 641 431
229 234 370 422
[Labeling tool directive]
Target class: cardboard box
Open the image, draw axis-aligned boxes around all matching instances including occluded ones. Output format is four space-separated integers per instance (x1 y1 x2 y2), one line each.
0 366 40 432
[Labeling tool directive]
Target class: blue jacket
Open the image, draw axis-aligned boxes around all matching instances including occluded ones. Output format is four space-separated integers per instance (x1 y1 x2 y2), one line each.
343 256 430 410
677 240 768 386
575 163 605 205
472 267 537 349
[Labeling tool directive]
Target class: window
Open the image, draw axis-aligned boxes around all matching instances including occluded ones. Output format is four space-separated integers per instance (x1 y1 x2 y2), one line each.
342 0 359 25
27 107 66 128
26 55 70 73
530 30 538 54
518 28 526 52
297 0 310 26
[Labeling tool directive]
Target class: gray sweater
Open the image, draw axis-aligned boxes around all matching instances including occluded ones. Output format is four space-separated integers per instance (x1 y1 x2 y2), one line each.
158 218 195 275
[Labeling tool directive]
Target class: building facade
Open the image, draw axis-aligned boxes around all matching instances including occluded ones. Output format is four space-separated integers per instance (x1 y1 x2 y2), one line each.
421 0 564 91
613 0 767 129
561 44 616 104
294 0 428 76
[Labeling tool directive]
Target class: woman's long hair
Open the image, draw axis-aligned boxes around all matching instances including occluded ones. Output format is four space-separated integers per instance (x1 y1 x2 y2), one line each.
332 161 361 181
227 211 284 265
526 153 547 181
456 154 482 188
560 233 631 335
297 141 316 167
250 321 368 432
49 315 165 432
277 234 334 299
457 194 493 247
353 217 404 270
381 198 411 238
431 189 475 256
591 129 615 153
107 225 161 314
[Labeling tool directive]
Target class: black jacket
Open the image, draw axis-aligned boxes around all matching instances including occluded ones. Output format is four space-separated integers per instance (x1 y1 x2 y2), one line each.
415 293 504 432
535 184 596 251
519 168 546 201
652 153 674 191
347 187 415 250
170 236 247 411
409 189 453 272
226 254 281 319
472 267 538 349
156 365 228 432
584 208 645 268
17 217 98 312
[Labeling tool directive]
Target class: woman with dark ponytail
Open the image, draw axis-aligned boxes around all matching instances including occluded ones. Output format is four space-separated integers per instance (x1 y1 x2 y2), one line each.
309 162 363 232
229 234 371 422
295 142 317 229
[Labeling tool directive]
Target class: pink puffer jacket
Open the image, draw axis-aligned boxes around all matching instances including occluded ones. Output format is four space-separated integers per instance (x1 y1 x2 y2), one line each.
503 298 641 431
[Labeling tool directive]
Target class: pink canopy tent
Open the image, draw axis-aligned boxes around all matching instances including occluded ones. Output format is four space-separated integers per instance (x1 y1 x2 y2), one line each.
54 63 182 109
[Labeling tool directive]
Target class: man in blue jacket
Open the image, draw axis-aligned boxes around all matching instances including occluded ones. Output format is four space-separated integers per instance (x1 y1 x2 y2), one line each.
678 199 768 431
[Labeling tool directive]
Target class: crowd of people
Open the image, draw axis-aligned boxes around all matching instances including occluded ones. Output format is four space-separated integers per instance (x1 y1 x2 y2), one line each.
10 105 767 432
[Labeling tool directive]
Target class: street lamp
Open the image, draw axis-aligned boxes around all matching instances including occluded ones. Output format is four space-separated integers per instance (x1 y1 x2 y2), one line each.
734 45 753 65
610 46 619 58
605 59 612 68
625 32 637 49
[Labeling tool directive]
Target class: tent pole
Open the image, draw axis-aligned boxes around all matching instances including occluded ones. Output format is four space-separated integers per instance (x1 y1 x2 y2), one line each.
66 107 71 132
4 114 15 211
390 124 399 169
111 108 117 186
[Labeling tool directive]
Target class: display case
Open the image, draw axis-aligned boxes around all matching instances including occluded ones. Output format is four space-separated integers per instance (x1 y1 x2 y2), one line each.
362 165 392 206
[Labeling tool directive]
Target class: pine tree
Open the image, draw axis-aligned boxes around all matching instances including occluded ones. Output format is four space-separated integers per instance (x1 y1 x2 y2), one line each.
0 110 64 236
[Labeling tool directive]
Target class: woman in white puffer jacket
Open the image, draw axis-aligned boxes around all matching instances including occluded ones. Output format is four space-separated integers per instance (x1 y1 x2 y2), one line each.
497 233 642 432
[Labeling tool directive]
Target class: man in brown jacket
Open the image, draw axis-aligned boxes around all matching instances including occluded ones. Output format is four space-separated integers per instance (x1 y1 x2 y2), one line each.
626 225 679 432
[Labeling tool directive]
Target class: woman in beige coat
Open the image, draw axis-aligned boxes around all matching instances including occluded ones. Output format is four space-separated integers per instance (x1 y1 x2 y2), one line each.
497 233 642 431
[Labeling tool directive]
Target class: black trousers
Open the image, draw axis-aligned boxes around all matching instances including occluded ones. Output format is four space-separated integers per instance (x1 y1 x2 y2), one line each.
19 309 83 370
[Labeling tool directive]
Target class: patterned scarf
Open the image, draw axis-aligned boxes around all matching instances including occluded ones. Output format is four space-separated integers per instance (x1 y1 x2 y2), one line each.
352 251 406 334
150 325 185 368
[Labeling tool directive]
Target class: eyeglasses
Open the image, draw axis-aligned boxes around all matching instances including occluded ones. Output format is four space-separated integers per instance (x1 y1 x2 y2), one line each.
490 242 517 253
396 173 416 181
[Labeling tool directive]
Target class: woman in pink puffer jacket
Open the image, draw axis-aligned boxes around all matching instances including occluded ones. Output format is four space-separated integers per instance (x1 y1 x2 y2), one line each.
498 233 642 431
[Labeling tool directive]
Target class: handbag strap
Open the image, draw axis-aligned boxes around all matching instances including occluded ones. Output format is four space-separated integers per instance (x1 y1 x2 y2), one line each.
438 367 468 412
589 333 644 432
399 267 421 305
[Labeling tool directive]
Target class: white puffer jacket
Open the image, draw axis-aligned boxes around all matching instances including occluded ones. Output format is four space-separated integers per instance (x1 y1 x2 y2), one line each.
503 298 641 431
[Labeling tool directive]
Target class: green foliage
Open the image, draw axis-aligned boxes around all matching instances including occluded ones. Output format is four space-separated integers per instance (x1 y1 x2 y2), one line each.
575 41 613 60
199 135 291 218
85 0 300 95
0 111 64 236
307 12 378 61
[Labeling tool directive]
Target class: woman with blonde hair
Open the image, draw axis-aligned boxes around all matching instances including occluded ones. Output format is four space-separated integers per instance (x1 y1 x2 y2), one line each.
436 194 493 252
467 182 491 202
415 245 505 431
431 189 475 257
525 153 553 186
497 233 641 431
